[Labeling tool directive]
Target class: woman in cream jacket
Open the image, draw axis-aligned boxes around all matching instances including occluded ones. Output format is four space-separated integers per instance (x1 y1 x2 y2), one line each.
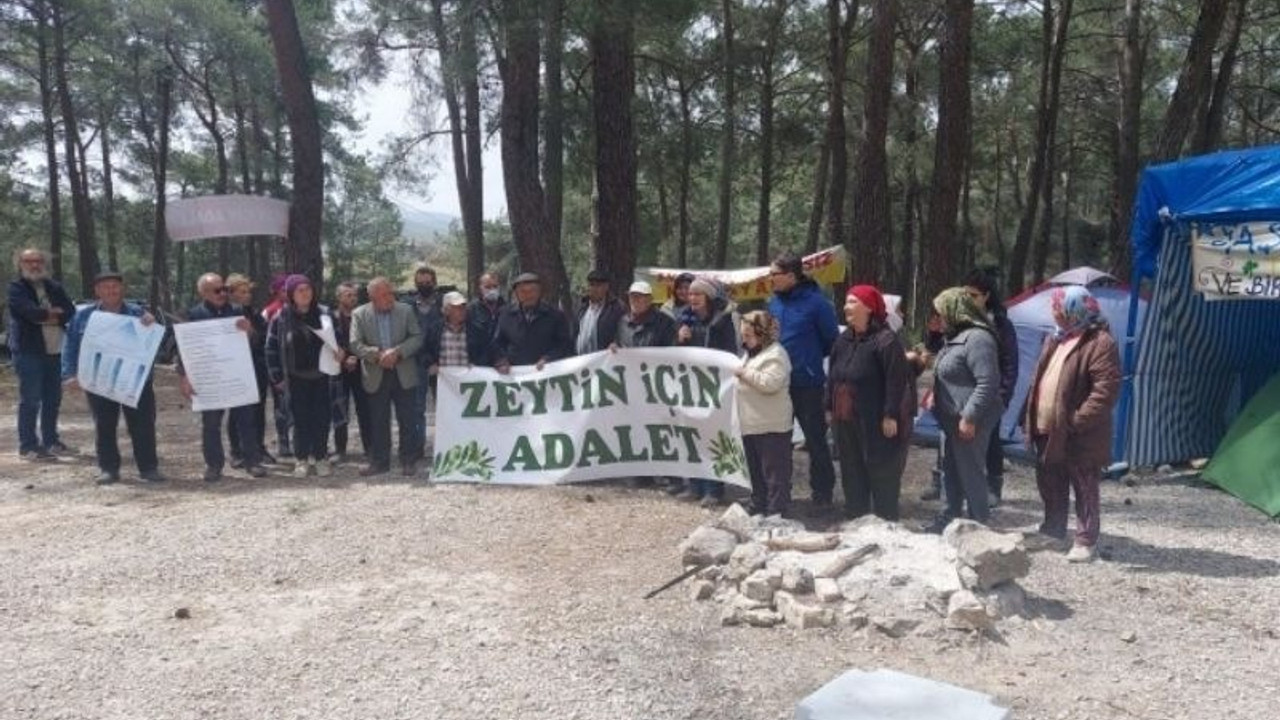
735 310 794 516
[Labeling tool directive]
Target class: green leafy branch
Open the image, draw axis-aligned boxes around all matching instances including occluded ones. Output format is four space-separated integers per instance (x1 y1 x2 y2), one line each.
433 441 497 481
709 431 748 479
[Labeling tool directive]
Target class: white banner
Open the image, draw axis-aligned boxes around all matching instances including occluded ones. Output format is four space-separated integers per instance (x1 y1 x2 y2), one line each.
173 318 261 411
432 348 750 487
166 195 290 242
1192 221 1280 300
636 245 847 303
77 312 166 408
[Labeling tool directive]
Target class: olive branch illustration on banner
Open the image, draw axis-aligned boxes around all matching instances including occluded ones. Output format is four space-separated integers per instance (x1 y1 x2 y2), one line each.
433 441 497 481
709 431 748 479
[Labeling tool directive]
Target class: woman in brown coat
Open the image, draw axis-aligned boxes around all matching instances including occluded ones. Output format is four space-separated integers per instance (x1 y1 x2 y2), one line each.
1024 286 1121 563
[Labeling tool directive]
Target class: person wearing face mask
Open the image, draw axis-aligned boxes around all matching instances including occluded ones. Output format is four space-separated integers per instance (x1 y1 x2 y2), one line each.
466 271 505 366
406 264 443 462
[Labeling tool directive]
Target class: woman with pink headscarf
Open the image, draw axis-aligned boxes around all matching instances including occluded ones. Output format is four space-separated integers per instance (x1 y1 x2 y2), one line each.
1024 285 1120 563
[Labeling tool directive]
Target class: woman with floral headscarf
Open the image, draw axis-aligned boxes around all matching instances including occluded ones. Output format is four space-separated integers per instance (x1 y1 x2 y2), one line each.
923 287 1003 532
827 286 911 521
1024 285 1120 563
734 310 793 516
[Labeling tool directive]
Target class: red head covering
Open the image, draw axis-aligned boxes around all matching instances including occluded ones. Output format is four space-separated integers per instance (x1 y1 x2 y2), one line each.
846 285 887 321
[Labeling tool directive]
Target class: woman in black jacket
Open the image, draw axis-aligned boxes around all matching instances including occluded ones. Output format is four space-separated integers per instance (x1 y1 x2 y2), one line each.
674 277 738 506
266 275 345 478
962 268 1019 506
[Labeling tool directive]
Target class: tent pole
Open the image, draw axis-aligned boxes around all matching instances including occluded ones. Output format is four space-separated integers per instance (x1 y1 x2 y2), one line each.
1113 236 1151 473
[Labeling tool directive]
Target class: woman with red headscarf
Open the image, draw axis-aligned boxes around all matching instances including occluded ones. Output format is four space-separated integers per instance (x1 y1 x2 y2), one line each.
826 285 911 520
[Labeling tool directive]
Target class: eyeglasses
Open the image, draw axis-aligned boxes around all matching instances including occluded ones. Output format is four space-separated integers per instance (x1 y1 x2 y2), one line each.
21 259 44 265
211 287 228 294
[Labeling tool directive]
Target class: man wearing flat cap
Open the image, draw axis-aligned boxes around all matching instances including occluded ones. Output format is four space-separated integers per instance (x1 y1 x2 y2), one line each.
61 271 166 485
493 272 572 373
574 269 626 356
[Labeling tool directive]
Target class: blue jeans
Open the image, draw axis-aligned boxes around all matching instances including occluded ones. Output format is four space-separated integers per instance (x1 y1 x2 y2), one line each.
15 353 63 453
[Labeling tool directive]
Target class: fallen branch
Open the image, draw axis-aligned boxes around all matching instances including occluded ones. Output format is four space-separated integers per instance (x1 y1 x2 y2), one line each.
643 564 705 600
765 532 842 553
815 543 880 579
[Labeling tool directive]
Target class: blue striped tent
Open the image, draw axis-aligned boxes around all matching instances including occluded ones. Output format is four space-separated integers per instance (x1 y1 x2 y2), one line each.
1119 146 1280 468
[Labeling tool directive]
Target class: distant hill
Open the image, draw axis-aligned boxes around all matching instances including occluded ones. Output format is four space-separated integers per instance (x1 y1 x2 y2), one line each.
397 204 457 245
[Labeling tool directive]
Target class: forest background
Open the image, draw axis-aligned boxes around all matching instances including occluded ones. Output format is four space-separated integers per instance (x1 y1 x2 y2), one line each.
0 0 1268 324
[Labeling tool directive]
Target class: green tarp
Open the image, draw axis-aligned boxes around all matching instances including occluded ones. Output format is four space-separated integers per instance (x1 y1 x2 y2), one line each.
1203 373 1280 517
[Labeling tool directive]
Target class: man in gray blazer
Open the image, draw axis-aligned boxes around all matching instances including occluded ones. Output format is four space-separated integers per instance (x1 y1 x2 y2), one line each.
351 277 423 477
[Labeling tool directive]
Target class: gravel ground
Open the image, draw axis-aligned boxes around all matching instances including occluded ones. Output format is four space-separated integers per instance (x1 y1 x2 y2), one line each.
2 367 1280 719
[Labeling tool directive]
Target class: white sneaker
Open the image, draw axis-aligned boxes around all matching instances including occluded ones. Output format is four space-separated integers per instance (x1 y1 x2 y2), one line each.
293 462 311 478
1066 543 1097 563
315 459 332 477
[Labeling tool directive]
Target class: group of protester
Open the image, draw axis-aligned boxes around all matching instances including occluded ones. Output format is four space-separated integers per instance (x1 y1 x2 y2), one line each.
8 246 1120 562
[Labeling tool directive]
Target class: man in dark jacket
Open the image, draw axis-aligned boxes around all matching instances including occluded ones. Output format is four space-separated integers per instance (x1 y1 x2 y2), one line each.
494 272 572 372
963 268 1019 506
7 248 76 460
613 281 677 349
406 264 443 455
574 269 627 356
179 273 267 482
767 251 839 507
466 271 505 366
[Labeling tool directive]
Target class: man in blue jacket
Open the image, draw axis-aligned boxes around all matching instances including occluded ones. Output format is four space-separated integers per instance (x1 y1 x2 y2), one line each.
7 248 76 461
767 251 839 508
62 271 166 484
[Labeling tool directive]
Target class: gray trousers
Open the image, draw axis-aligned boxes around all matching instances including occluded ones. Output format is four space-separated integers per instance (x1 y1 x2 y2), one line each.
939 415 997 523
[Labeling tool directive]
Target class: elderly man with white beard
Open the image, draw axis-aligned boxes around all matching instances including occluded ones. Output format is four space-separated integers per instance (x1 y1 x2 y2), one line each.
6 248 76 461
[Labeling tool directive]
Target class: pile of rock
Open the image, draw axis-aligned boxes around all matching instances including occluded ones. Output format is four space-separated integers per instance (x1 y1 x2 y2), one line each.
677 505 1031 634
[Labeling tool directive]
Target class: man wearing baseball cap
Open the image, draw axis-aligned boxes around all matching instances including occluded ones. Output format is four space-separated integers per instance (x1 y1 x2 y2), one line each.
612 281 677 349
574 269 626 356
422 290 487 375
61 271 166 485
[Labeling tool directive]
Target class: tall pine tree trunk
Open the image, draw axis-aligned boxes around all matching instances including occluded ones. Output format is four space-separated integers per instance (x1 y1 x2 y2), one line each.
591 0 638 285
677 78 693 266
921 0 973 305
265 0 326 292
543 0 565 263
498 0 570 307
1108 0 1143 281
714 0 736 268
756 0 787 264
1007 0 1072 295
1190 0 1247 154
822 0 855 250
1152 0 1229 161
851 0 897 284
100 114 118 272
34 4 63 280
149 71 174 313
52 3 98 296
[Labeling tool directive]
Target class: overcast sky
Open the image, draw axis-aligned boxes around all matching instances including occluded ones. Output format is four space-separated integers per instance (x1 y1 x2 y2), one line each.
348 58 507 221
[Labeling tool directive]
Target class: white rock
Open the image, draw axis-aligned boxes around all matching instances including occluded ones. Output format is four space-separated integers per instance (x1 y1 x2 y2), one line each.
748 516 807 543
982 583 1026 619
781 565 814 594
946 589 994 631
777 592 836 629
679 526 738 566
695 564 723 582
814 578 843 603
741 569 781 603
944 520 1030 591
741 608 783 627
714 503 761 542
724 542 767 581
